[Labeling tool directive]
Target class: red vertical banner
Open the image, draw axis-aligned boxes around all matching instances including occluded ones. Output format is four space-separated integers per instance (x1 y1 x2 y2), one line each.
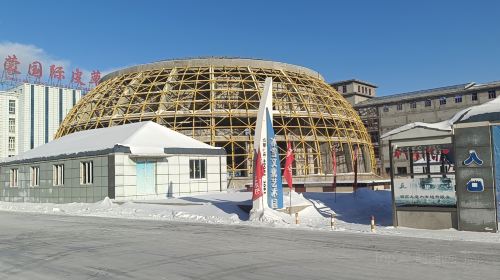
284 142 294 190
252 151 264 201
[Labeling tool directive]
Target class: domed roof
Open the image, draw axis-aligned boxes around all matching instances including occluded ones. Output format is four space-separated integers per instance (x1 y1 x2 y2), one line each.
57 57 374 178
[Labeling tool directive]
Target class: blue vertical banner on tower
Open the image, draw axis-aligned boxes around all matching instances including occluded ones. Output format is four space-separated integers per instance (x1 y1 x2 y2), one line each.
492 125 500 222
266 109 283 209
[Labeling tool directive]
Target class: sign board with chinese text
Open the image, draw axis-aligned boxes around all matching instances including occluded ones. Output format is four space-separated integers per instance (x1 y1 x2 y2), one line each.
394 176 456 206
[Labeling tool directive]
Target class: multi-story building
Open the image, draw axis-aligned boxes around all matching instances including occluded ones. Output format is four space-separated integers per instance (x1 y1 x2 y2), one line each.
0 91 19 158
0 83 83 158
331 79 500 175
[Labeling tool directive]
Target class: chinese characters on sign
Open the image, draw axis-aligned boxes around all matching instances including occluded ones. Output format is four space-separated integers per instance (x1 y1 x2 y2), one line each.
28 61 43 82
3 55 21 80
1 54 100 91
394 177 456 206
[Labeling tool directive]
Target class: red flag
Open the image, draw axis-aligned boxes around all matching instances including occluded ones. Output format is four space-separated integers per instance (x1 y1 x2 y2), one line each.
394 149 401 159
284 142 294 189
252 151 264 201
332 147 337 195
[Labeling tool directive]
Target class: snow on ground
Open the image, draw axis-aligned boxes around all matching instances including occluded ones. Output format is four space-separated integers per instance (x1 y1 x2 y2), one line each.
0 189 499 243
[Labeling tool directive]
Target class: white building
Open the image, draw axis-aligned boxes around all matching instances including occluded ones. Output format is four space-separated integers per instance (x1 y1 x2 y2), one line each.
0 83 83 158
0 91 19 158
0 121 227 203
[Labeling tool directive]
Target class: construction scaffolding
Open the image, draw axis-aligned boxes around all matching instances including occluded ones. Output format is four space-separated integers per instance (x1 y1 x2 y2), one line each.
56 58 376 182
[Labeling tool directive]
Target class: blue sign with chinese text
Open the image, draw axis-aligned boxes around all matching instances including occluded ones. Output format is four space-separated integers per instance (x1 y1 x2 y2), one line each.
266 109 283 209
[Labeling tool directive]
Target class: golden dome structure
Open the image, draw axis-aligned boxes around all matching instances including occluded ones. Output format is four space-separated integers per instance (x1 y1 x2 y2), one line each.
56 57 375 185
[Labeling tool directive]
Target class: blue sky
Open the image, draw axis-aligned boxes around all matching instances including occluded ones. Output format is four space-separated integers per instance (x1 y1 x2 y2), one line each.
0 0 499 95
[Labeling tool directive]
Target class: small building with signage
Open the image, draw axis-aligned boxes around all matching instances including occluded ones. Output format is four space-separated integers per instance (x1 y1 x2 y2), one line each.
382 98 500 232
0 121 227 203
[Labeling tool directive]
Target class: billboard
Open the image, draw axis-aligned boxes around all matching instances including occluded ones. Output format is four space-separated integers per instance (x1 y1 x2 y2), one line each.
394 176 456 206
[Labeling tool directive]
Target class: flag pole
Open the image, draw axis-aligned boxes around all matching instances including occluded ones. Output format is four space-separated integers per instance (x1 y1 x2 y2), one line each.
332 147 337 203
353 146 358 197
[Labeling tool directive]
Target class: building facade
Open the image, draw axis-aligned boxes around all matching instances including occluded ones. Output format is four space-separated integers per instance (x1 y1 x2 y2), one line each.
0 122 227 203
332 80 500 175
0 91 19 158
381 98 500 232
0 83 83 158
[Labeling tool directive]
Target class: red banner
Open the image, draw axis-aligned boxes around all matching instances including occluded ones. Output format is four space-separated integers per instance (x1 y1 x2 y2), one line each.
252 151 264 201
284 142 294 190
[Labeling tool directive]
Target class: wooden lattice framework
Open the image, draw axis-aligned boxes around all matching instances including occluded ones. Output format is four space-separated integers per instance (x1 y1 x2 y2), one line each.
56 58 375 179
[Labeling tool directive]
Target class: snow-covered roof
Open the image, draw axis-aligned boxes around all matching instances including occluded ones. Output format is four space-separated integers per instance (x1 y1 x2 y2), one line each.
2 121 222 163
381 120 452 139
382 97 500 139
449 97 500 123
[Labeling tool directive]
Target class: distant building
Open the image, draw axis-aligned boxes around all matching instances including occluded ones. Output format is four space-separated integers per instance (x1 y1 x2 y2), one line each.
330 79 377 105
0 91 18 158
0 83 83 158
331 79 500 175
0 121 227 203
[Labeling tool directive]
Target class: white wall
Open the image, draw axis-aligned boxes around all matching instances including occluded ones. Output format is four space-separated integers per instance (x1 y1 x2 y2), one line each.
0 91 19 158
113 153 227 201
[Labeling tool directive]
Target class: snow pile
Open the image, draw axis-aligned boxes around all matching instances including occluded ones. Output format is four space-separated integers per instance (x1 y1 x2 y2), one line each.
248 208 290 225
0 189 499 243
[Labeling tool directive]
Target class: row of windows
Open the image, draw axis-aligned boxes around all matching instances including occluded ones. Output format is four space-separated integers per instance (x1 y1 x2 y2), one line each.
358 85 372 95
383 90 497 112
335 85 373 95
9 159 206 187
9 161 93 187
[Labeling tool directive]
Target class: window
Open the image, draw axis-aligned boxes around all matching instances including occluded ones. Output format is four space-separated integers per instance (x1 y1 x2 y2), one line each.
471 92 478 101
80 161 93 185
410 101 417 109
30 166 40 187
425 99 432 107
383 106 389 112
8 137 15 151
9 118 15 133
358 85 361 92
10 168 18 187
53 164 64 186
396 104 403 111
455 95 463 103
8 100 15 114
397 167 408 175
368 88 372 95
488 90 496 99
342 85 347 93
439 97 447 105
189 159 206 179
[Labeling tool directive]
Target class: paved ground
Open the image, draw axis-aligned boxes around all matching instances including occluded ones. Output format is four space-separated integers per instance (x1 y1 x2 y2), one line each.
0 212 499 280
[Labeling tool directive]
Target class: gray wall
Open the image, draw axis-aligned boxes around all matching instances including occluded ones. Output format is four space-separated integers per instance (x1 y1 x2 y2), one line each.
454 125 498 232
396 208 457 230
0 155 110 203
